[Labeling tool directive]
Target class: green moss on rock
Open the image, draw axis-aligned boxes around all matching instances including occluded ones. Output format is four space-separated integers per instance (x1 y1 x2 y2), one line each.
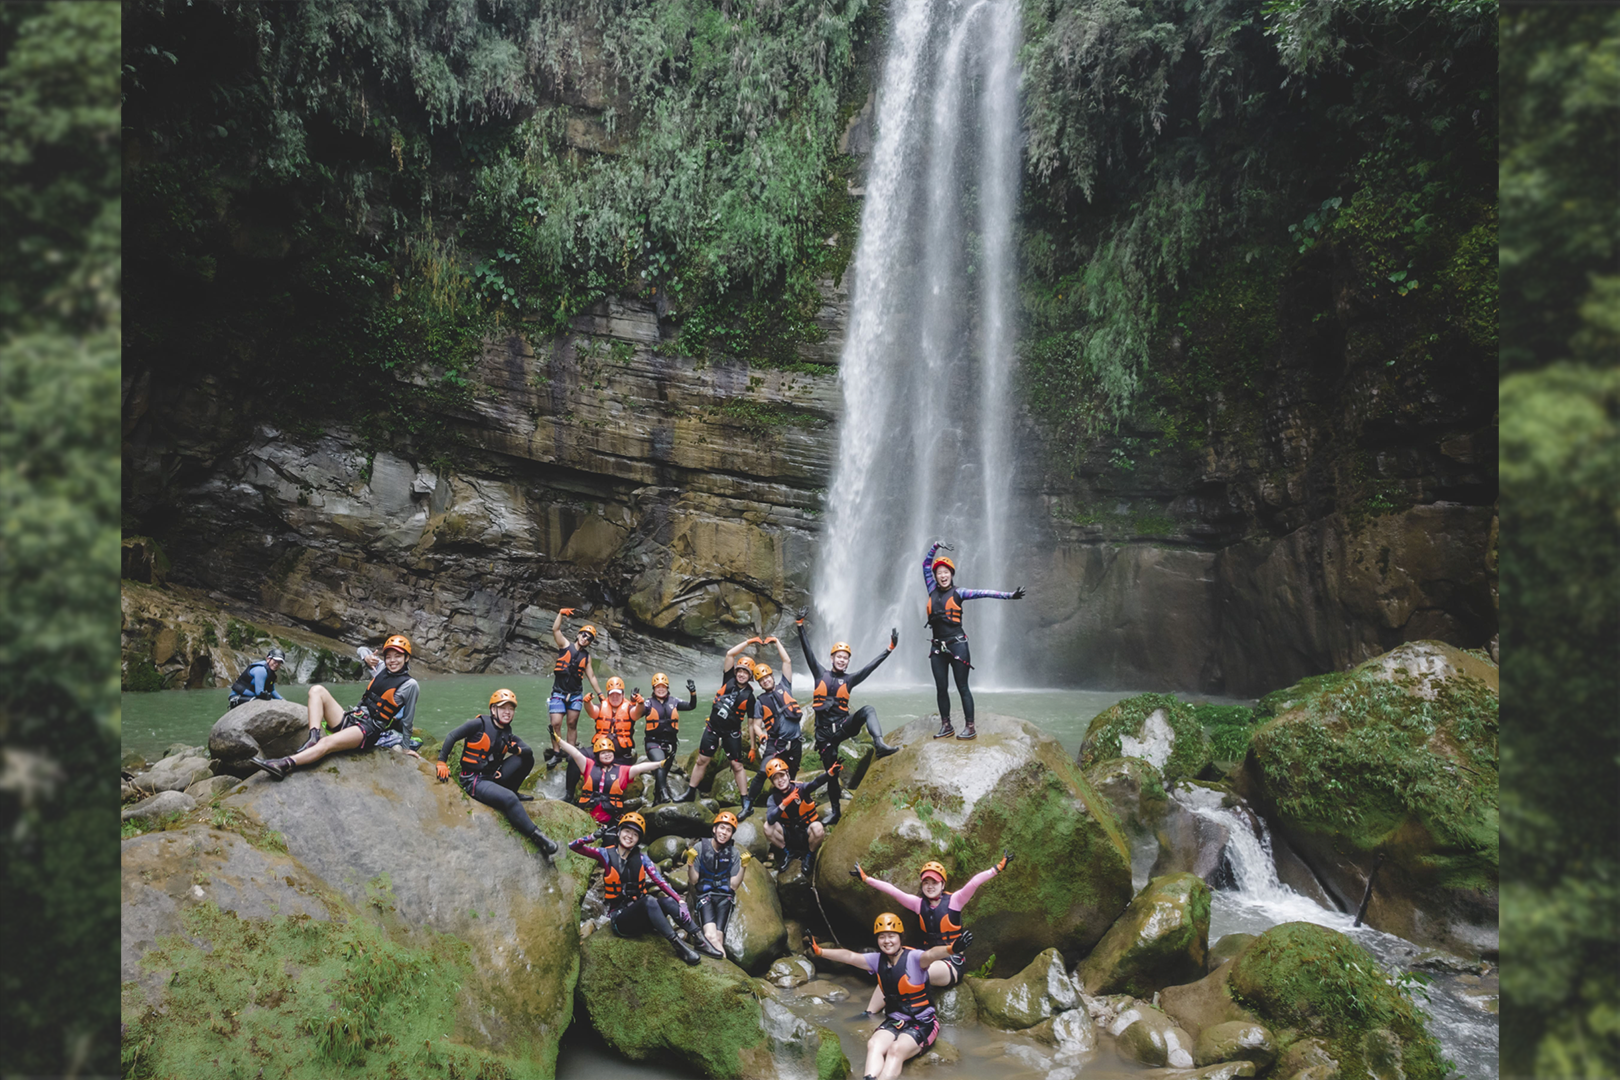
1080 693 1212 786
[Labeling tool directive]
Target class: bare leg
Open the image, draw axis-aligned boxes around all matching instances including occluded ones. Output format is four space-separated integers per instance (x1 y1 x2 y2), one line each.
764 821 785 851
728 760 747 799
704 922 724 952
879 1034 923 1080
688 752 714 789
864 1030 897 1079
927 960 956 986
564 707 581 745
866 984 884 1015
306 685 347 733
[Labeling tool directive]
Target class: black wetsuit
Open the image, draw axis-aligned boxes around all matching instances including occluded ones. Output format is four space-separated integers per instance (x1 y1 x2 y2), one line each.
796 623 892 815
440 715 551 849
922 542 1015 730
700 672 759 762
745 684 805 806
643 688 696 803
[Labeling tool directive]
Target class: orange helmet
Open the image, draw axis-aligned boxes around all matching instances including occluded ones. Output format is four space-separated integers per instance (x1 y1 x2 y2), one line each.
489 688 517 709
873 913 906 934
579 624 598 641
383 634 413 656
651 673 670 688
764 757 790 778
591 734 615 754
735 656 756 673
919 861 948 884
618 811 646 837
605 676 626 694
713 810 739 829
932 556 956 574
829 641 853 657
754 662 774 681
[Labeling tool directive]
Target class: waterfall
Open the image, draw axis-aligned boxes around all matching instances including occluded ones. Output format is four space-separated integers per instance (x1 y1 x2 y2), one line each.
813 0 1024 686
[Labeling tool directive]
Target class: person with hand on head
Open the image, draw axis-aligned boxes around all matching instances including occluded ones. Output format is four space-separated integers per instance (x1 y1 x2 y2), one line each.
922 541 1025 741
567 812 723 965
228 647 288 709
683 810 751 957
796 610 899 825
553 731 665 833
642 672 697 805
762 756 836 875
677 637 762 802
741 635 803 820
254 634 422 778
805 916 971 1080
546 609 605 763
435 689 557 858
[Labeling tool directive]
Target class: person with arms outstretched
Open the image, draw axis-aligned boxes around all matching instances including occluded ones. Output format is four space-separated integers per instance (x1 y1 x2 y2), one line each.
922 541 1024 740
554 731 665 831
741 636 802 820
642 672 697 804
796 612 899 825
677 637 762 802
762 756 836 874
435 688 558 857
567 812 723 965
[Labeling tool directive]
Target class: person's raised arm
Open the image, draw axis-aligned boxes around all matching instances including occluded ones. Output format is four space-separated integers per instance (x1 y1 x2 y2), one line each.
551 728 590 769
683 678 698 712
795 613 825 683
766 635 793 684
920 930 973 967
804 933 876 973
949 852 1013 909
584 656 604 698
552 608 575 649
845 632 898 689
849 862 924 913
630 690 646 720
923 541 945 592
567 834 607 865
627 757 668 779
723 636 759 675
957 587 1025 602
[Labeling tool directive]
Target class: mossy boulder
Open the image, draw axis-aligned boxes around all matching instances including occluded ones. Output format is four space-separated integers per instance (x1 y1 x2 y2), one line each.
723 861 788 974
1077 872 1211 996
1160 957 1262 1039
1209 932 1258 971
1195 1020 1279 1069
967 946 1080 1030
1083 755 1171 835
816 714 1132 973
1079 693 1211 787
1244 641 1499 955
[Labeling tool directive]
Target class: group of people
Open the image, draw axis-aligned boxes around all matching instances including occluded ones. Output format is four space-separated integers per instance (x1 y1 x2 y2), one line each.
237 541 1025 1077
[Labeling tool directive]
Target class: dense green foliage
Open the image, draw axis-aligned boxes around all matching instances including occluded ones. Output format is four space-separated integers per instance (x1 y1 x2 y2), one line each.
1017 0 1495 431
124 0 870 453
0 3 120 1074
1498 7 1620 1076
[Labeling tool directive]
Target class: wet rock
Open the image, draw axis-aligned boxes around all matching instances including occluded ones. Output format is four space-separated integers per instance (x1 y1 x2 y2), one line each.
912 1037 960 1068
968 947 1080 1030
757 996 848 1080
1194 1020 1278 1069
1208 932 1257 971
184 774 242 801
796 979 848 1003
1111 1002 1195 1068
935 982 978 1025
817 714 1132 973
732 819 772 863
724 860 788 974
1147 1064 1258 1080
1361 1028 1406 1080
648 834 687 865
644 800 720 839
163 741 204 760
1150 793 1234 883
1084 756 1171 835
1077 872 1211 996
1080 695 1212 786
1026 1007 1098 1060
772 859 820 924
207 699 310 778
121 789 196 822
1276 1037 1341 1080
1158 960 1260 1039
130 753 213 795
120 748 148 771
768 956 815 989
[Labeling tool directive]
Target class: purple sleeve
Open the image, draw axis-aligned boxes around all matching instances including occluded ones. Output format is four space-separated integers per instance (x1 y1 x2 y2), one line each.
949 866 999 908
567 836 607 867
923 543 940 591
908 949 931 983
866 877 924 914
957 588 1015 601
863 951 883 975
643 855 683 902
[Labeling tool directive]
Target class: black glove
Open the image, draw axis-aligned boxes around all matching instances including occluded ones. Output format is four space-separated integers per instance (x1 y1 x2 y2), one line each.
937 542 954 551
796 607 809 625
889 627 899 649
686 678 697 693
951 930 974 956
849 862 867 881
996 849 1015 873
1011 586 1026 600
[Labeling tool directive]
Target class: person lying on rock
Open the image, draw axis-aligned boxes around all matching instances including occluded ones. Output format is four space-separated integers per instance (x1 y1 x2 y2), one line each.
683 810 751 956
434 688 557 858
677 640 762 803
922 541 1025 741
796 611 899 826
252 635 421 779
740 639 803 821
568 811 724 965
228 646 288 709
805 915 971 1079
553 731 664 834
642 672 697 805
850 853 1013 1013
762 756 836 874
545 610 605 764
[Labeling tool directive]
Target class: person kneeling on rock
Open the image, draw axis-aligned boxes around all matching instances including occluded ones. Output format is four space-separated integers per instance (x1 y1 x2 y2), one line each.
435 688 558 859
227 647 287 709
568 812 724 965
762 756 835 875
850 853 1012 1014
684 810 751 957
806 915 970 1079
554 731 665 833
252 635 422 779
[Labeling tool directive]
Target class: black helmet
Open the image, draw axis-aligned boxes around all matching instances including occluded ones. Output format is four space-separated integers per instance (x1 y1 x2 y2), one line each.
266 647 288 664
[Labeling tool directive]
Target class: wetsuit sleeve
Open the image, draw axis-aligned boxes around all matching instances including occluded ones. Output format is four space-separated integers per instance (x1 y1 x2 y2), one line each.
643 854 682 901
683 691 698 711
247 666 276 700
846 646 892 689
567 836 608 866
764 793 785 824
393 679 419 744
865 877 924 914
796 622 825 683
439 718 483 763
949 866 1000 908
803 773 832 796
924 542 941 591
957 589 1015 601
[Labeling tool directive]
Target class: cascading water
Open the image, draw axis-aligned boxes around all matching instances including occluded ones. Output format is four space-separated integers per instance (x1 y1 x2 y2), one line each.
813 0 1023 686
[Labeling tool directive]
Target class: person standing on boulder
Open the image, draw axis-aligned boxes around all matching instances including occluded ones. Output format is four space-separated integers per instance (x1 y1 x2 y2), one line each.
683 810 751 957
922 541 1024 741
740 637 803 820
796 612 900 825
642 672 697 805
227 647 288 709
568 812 724 965
253 635 422 778
850 853 1012 1014
762 756 835 874
677 638 763 802
434 688 558 858
546 610 605 762
805 915 970 1079
553 731 665 832
585 677 644 765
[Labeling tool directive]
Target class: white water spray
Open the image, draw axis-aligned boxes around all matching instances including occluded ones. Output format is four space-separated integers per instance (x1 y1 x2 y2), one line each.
814 0 1024 686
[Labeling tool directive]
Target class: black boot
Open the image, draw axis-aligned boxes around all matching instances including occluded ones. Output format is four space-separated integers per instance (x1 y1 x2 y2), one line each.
822 775 842 827
933 717 955 739
299 729 321 752
252 755 293 780
958 721 977 740
684 921 723 959
671 937 702 965
675 784 698 803
516 791 535 802
534 833 558 858
738 797 754 821
866 713 899 758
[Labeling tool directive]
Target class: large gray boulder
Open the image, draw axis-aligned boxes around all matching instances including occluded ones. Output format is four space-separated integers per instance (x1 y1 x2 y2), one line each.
206 699 310 778
722 860 788 974
120 789 195 822
968 947 1081 1030
816 714 1133 974
127 753 212 796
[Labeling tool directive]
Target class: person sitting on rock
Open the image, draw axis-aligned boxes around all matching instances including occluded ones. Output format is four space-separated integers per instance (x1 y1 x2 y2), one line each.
642 672 697 805
796 611 899 825
568 811 724 965
683 810 751 957
253 635 423 779
805 915 971 1079
553 731 664 832
762 756 836 875
850 853 1012 1016
922 541 1025 741
740 638 803 820
434 688 558 858
228 646 288 709
546 610 605 763
677 639 762 802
